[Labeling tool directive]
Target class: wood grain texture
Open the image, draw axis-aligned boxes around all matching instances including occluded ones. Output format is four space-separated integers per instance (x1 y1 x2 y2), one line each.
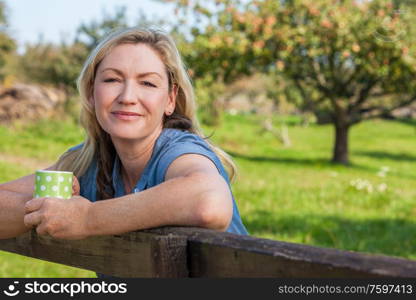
1 226 415 278
0 229 187 278
148 227 416 278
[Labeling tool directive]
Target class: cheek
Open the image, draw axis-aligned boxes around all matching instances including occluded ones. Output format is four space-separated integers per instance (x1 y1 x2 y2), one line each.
92 85 111 128
141 94 169 115
94 84 115 107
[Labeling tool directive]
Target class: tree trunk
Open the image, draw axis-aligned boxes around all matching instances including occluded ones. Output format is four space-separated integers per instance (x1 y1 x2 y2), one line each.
332 122 350 165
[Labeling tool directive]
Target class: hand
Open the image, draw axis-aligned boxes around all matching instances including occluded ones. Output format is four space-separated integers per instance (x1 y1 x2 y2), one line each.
23 196 92 240
72 175 80 196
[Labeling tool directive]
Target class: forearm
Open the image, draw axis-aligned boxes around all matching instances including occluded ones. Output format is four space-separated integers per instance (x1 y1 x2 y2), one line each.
0 190 33 239
87 173 232 236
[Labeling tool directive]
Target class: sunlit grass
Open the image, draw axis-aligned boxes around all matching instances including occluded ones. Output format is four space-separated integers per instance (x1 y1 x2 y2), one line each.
205 114 416 259
0 251 95 278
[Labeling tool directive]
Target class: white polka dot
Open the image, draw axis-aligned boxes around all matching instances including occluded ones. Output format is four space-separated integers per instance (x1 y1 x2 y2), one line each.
69 177 72 182
46 176 52 182
40 185 46 191
45 195 50 197
52 185 58 191
64 186 69 192
35 194 39 198
58 176 64 182
37 176 40 181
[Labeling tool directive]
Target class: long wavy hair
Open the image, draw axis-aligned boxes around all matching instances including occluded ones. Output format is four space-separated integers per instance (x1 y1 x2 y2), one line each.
56 27 237 200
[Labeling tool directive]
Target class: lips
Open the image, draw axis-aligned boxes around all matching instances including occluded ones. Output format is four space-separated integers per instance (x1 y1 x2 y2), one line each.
111 111 142 120
111 111 142 116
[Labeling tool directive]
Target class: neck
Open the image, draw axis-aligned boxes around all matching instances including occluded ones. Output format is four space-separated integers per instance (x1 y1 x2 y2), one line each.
112 127 163 192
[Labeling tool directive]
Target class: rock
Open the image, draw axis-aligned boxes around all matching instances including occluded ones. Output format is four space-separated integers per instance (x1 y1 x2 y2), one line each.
0 83 67 124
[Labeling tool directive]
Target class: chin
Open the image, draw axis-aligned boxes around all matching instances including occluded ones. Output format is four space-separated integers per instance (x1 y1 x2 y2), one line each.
110 132 146 141
101 122 162 141
102 124 144 139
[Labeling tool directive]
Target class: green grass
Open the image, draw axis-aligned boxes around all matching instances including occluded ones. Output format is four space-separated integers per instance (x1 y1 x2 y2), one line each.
205 114 416 259
0 161 30 181
0 114 415 277
0 118 84 161
0 251 95 277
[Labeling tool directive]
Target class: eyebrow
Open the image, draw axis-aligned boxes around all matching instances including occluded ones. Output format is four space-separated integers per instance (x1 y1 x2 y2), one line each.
100 68 163 79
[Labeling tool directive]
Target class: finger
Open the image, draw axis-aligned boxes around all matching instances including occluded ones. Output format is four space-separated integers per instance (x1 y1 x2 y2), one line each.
36 223 49 236
72 185 79 195
24 212 42 228
72 176 80 195
25 197 45 214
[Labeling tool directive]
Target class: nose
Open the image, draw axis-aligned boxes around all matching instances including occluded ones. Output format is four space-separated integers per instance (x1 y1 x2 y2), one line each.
117 80 139 105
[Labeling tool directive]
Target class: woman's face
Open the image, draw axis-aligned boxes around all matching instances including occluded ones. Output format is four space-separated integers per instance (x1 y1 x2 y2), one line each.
92 43 176 142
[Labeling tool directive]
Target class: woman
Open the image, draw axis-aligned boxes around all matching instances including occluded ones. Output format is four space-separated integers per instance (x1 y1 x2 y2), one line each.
0 27 248 245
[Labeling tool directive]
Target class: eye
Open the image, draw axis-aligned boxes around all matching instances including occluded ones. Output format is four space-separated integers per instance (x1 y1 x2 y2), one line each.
103 78 119 83
142 81 157 88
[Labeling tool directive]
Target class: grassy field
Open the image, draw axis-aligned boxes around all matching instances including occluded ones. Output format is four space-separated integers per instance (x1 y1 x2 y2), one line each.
0 114 415 277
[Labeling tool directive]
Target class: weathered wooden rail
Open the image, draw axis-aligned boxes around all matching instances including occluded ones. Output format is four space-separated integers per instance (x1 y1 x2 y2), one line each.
1 227 415 278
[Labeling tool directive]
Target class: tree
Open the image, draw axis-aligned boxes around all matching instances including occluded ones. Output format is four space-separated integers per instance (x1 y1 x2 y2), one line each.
0 1 16 80
18 6 168 94
167 0 416 164
75 7 129 51
19 42 88 94
18 8 131 95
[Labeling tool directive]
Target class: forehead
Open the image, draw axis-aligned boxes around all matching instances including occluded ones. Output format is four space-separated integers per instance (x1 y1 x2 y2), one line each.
98 43 166 76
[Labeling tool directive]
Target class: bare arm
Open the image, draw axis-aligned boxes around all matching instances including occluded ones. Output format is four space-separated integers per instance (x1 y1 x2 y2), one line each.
0 173 37 194
0 171 47 239
86 154 233 236
24 154 233 239
0 164 79 239
0 189 33 239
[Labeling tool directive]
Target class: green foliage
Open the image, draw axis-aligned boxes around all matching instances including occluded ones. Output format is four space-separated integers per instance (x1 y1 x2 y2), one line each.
15 6 171 97
18 42 88 94
0 1 16 80
17 7 130 95
167 0 416 163
76 7 129 51
194 75 225 126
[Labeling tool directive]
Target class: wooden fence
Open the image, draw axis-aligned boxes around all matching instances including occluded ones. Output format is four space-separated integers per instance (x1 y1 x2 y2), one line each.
1 227 415 278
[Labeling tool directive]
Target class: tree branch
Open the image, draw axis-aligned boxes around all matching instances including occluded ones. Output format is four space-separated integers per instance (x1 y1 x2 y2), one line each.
355 94 416 123
348 78 380 113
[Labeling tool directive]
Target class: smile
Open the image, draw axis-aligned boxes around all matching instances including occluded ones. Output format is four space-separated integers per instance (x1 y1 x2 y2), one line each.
111 111 142 120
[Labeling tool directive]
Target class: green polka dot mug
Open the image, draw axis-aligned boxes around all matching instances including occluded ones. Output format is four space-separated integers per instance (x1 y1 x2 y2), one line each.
34 170 73 199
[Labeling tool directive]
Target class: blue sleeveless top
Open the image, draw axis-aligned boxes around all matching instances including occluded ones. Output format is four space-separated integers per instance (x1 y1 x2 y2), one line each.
69 128 248 235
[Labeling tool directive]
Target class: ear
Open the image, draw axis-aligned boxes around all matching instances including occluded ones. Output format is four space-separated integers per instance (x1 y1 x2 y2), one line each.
165 84 178 115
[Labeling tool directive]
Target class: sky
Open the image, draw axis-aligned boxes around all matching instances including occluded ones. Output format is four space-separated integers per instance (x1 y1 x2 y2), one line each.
4 0 175 52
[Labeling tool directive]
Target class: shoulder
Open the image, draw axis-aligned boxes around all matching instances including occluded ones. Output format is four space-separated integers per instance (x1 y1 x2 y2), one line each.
147 129 228 185
158 128 207 146
156 128 216 161
66 143 84 153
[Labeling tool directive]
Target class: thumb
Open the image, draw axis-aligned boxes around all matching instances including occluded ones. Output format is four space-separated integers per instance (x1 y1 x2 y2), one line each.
72 176 80 196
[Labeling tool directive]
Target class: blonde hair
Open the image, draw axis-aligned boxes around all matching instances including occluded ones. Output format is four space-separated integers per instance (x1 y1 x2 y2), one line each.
56 27 237 199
